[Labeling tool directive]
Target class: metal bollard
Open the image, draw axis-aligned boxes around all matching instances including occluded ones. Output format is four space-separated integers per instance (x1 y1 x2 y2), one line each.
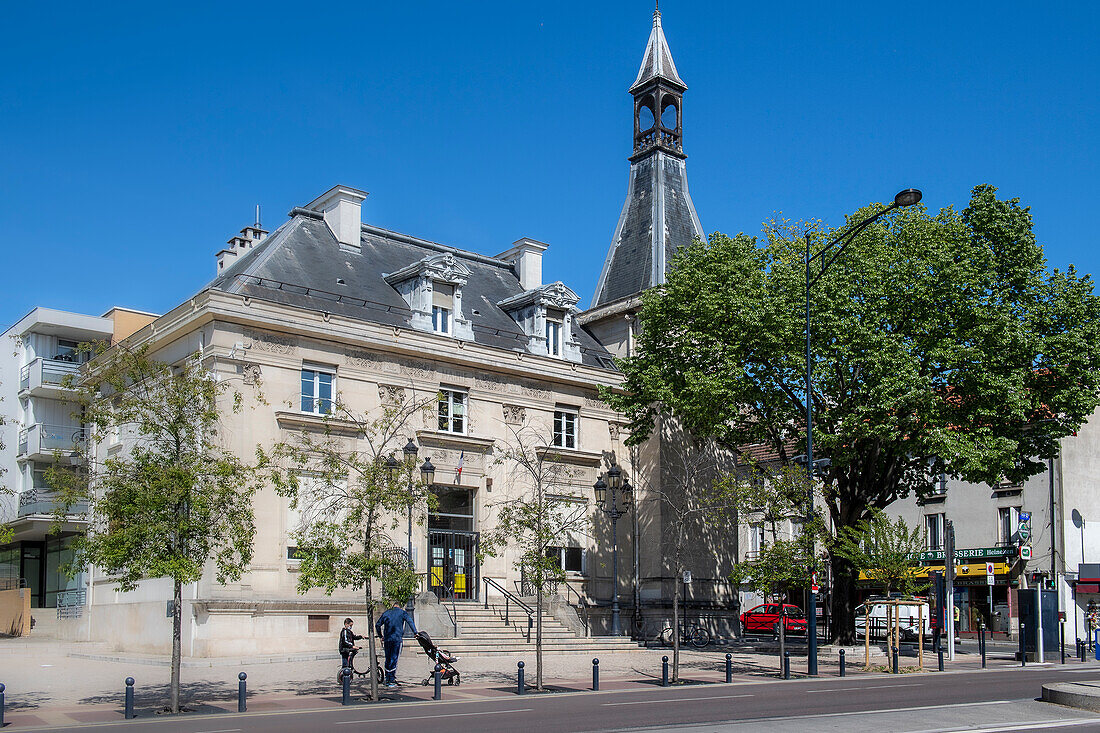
1021 623 1027 667
839 649 846 677
1061 622 1066 664
238 672 247 712
0 682 5 728
783 651 790 680
517 661 525 695
341 668 351 706
433 664 442 700
125 677 135 719
938 649 944 672
981 626 987 669
892 646 899 674
592 658 600 691
725 653 732 683
662 656 669 687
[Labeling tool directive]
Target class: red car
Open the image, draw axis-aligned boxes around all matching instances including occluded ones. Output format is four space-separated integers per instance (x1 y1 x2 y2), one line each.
739 603 808 637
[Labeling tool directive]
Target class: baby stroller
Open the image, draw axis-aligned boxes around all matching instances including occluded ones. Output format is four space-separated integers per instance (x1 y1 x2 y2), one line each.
415 631 461 686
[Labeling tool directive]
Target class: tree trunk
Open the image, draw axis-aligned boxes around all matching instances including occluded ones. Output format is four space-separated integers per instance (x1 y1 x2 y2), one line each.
778 598 786 673
365 584 379 701
672 585 680 683
170 579 182 713
536 584 544 691
830 553 857 645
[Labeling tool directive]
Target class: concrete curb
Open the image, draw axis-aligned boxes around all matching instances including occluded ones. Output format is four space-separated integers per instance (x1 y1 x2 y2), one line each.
1042 680 1100 712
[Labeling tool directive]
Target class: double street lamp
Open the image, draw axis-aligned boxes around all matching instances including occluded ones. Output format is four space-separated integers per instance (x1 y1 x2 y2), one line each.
594 461 634 636
386 439 435 617
798 188 922 675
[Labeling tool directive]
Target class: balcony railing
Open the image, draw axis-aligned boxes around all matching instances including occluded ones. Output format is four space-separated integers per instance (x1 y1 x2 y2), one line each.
19 357 81 394
17 488 88 518
17 423 88 458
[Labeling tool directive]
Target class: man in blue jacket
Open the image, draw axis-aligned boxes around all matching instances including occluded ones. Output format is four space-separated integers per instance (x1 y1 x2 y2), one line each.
375 600 417 687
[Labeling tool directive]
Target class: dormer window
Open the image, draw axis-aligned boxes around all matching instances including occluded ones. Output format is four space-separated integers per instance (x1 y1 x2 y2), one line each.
545 319 562 356
498 282 582 362
384 253 473 340
433 283 454 334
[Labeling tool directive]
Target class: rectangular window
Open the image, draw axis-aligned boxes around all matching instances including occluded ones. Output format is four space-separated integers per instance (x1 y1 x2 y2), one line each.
545 546 584 574
300 366 334 414
55 338 87 363
925 513 945 550
750 522 765 554
553 410 577 449
432 305 451 334
545 320 562 356
438 389 467 434
999 506 1021 544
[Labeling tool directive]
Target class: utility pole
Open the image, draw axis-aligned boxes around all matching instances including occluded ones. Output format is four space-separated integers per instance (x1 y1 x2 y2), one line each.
945 519 956 661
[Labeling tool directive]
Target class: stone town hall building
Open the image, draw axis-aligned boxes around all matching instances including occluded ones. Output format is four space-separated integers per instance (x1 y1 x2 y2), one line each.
1 10 735 655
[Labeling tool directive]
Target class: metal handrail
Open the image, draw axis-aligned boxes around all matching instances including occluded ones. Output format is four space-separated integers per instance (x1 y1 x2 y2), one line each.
562 581 589 637
484 577 534 642
439 583 459 636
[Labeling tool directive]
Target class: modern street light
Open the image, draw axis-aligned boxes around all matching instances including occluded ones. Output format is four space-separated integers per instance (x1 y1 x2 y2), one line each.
801 188 923 675
594 461 634 636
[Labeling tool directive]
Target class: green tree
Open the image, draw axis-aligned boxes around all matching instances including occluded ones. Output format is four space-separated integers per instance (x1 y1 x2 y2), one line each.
480 424 591 691
832 509 926 598
604 185 1100 642
727 462 823 662
269 393 436 702
49 344 270 713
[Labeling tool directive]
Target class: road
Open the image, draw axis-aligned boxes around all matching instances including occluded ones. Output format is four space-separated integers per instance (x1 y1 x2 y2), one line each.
16 664 1100 732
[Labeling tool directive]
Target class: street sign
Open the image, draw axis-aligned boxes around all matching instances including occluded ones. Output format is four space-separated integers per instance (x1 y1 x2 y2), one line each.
986 561 995 586
682 570 692 584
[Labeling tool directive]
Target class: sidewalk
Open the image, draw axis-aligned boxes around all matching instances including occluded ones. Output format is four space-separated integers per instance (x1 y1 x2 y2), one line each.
4 638 1088 729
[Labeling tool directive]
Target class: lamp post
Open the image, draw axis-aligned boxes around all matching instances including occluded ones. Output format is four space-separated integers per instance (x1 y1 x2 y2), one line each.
594 462 633 636
801 188 923 675
387 440 435 625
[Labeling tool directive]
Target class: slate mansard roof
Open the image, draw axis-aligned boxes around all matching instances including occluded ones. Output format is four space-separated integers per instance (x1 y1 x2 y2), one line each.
207 206 616 369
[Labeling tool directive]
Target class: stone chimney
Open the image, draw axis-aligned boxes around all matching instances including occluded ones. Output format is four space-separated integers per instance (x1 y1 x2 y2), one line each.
305 185 368 249
496 238 549 291
215 224 268 275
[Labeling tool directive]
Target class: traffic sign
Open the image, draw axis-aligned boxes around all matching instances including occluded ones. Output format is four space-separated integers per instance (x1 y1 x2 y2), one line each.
986 562 995 575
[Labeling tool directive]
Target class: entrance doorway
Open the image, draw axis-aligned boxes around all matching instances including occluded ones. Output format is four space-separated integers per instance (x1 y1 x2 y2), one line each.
428 487 479 601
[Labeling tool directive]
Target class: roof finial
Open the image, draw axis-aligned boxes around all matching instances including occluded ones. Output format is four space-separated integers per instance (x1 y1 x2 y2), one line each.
654 0 660 19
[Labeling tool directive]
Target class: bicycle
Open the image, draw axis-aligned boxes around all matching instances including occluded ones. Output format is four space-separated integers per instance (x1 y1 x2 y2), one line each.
658 623 712 648
338 647 384 686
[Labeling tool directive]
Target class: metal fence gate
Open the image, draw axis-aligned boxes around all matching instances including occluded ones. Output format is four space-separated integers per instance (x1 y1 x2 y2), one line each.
428 530 479 601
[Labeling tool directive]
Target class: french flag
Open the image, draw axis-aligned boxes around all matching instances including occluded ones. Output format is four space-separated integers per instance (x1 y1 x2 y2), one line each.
456 451 464 482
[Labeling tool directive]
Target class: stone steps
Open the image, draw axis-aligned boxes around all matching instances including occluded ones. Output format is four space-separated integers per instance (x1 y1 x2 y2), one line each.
439 601 638 656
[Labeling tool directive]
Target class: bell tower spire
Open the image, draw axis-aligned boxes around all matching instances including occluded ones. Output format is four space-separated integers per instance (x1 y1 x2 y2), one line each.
589 9 704 309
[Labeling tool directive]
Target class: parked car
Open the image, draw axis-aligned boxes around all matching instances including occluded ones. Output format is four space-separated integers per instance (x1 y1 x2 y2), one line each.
854 599 932 642
739 603 807 637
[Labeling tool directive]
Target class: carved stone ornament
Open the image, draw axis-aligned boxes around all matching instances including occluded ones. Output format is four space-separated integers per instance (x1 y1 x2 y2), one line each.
242 363 262 386
379 384 405 405
502 405 526 425
243 329 296 354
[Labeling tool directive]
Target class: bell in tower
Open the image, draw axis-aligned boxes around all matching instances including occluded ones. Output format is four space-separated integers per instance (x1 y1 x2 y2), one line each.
589 8 704 310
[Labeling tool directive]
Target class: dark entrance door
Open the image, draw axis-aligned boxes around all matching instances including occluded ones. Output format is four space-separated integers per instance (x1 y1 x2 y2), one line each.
428 530 479 601
427 486 478 601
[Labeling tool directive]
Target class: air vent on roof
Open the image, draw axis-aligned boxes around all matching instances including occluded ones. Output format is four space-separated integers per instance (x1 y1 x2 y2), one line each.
336 278 346 285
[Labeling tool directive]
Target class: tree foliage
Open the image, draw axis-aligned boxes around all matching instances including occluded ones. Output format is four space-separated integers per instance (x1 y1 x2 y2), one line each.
268 394 436 701
832 509 926 598
49 343 270 713
604 184 1100 641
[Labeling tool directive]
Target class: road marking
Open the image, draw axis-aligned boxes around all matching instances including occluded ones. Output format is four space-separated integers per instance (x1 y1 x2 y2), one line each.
195 729 241 733
603 694 755 706
335 708 533 725
694 699 1014 725
807 683 921 693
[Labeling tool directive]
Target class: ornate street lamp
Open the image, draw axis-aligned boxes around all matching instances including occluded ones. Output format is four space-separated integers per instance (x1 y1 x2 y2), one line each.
802 188 922 674
594 461 633 636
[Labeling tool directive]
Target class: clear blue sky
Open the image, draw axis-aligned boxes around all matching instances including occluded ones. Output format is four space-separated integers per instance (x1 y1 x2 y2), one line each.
2 1 1097 329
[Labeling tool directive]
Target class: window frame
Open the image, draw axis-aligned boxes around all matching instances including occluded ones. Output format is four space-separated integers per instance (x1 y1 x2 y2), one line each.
552 409 578 449
545 545 585 574
432 305 452 335
999 506 1021 544
438 388 468 435
925 513 945 550
300 365 335 415
545 319 562 357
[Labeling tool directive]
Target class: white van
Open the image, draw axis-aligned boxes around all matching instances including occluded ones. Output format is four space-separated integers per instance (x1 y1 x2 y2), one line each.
854 599 933 642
